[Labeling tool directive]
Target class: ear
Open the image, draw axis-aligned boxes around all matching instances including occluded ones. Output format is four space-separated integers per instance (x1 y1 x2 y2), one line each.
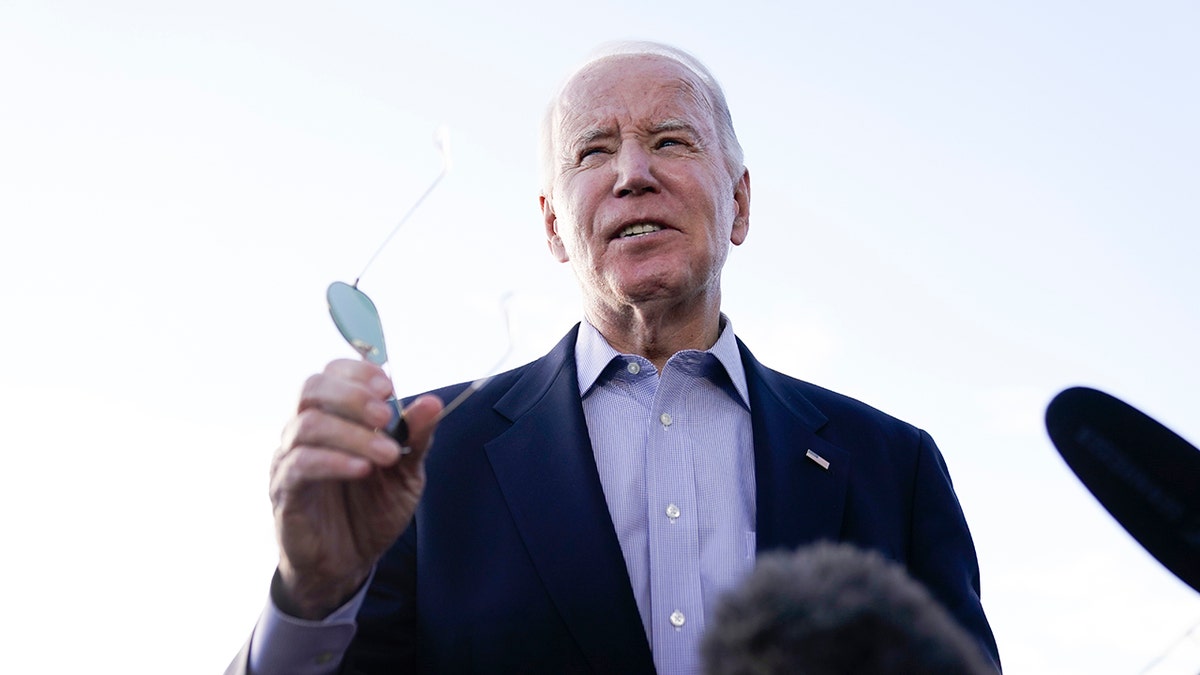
540 194 569 262
730 168 750 246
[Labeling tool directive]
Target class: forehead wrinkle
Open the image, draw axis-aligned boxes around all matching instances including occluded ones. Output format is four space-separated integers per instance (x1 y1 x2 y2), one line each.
552 59 719 164
562 106 706 142
572 118 695 145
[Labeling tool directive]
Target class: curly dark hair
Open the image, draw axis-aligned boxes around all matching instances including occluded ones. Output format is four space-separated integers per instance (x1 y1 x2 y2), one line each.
701 542 996 675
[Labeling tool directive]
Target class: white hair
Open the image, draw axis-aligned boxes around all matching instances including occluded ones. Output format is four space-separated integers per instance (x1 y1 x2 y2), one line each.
539 41 745 198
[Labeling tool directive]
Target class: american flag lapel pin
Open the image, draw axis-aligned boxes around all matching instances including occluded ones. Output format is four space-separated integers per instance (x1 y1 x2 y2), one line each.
805 449 830 470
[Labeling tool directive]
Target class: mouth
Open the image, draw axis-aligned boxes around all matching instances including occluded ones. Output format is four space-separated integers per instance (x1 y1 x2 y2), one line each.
617 222 665 239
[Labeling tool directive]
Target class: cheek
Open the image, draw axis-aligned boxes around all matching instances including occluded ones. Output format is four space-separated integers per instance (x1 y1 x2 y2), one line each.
563 171 608 214
556 196 602 244
553 214 591 263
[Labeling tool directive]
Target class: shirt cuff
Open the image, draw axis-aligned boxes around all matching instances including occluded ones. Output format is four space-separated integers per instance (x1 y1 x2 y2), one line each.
247 568 373 675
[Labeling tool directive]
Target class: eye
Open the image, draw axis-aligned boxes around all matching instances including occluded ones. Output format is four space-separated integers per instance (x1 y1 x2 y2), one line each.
578 146 609 163
656 137 686 149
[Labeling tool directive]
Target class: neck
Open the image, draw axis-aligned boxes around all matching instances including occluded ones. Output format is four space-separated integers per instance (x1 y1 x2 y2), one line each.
585 293 723 371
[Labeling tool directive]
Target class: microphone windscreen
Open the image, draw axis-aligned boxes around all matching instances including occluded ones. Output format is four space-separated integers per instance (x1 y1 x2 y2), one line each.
1046 386 1200 593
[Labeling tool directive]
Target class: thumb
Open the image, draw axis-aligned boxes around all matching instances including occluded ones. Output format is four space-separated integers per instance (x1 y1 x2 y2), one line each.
399 394 444 462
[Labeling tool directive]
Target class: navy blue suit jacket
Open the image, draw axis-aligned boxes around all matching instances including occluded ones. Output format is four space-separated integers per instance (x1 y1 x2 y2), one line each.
339 326 1000 673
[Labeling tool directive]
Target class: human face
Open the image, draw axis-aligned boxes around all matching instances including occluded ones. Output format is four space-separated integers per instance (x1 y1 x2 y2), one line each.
540 55 750 321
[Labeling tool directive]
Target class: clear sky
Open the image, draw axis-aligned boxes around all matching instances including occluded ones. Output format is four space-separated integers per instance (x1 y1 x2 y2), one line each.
2 1 1197 673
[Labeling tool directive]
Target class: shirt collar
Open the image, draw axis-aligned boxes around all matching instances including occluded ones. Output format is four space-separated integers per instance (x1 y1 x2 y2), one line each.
574 315 751 409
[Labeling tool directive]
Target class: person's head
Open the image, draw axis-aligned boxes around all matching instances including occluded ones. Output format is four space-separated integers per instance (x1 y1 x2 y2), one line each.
540 42 745 197
702 543 995 675
539 42 750 323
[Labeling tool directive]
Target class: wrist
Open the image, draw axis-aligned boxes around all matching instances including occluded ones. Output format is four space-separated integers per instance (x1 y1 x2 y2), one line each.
272 564 369 620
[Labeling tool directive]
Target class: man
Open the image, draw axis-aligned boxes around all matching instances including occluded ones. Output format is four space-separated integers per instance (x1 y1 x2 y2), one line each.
230 42 1000 674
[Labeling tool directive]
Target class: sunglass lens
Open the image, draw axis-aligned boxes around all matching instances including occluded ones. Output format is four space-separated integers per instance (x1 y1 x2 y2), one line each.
327 281 389 366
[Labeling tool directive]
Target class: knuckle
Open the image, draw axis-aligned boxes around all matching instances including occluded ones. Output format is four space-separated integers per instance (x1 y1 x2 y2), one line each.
299 369 375 420
292 408 326 444
274 446 327 493
327 358 374 381
269 450 302 501
270 444 287 472
298 373 325 408
268 465 289 505
289 447 317 474
279 416 299 449
325 358 356 373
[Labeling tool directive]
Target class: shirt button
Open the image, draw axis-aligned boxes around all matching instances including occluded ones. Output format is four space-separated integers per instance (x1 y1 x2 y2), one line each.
660 412 672 427
665 503 681 520
627 361 640 374
670 610 686 628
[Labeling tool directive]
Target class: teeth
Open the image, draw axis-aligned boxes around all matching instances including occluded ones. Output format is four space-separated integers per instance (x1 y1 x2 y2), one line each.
620 223 663 238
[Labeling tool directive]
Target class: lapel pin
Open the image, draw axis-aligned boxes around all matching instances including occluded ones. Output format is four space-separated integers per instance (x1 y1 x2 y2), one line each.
806 449 830 470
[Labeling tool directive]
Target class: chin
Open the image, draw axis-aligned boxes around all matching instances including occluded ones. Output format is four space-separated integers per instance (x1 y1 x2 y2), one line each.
612 273 698 306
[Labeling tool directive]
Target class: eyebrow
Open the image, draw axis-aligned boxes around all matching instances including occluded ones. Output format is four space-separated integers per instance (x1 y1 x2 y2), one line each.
572 118 698 146
576 126 616 146
649 118 697 135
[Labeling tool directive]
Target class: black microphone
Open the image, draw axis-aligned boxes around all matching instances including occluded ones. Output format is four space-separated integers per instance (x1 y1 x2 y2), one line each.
1045 386 1200 593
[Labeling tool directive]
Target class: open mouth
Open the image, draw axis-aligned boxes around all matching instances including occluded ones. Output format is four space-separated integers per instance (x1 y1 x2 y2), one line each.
618 223 664 238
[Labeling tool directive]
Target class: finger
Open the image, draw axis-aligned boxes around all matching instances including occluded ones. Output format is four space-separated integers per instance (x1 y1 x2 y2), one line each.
322 359 393 395
271 445 374 498
297 371 395 430
280 407 401 466
398 394 444 462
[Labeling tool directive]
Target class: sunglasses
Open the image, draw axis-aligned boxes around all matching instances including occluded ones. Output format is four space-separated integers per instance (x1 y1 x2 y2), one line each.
326 128 511 444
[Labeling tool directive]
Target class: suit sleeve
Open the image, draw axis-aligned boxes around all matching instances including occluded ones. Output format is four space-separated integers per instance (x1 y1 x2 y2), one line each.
336 523 421 673
907 429 1002 671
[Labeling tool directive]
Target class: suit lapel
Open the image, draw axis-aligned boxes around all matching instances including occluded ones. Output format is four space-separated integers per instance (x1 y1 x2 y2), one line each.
739 340 851 552
484 327 655 673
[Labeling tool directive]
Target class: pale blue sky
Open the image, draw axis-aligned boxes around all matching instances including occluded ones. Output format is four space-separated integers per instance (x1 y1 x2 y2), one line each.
2 2 1197 672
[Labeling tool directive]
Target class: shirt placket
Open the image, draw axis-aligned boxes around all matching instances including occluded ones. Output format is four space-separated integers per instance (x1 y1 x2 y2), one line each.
645 364 704 673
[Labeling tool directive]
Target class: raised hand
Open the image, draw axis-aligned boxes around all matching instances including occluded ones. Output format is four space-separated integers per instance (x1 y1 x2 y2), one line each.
268 359 443 619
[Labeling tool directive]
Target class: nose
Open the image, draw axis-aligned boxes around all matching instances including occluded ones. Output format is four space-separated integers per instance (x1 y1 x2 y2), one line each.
612 141 659 197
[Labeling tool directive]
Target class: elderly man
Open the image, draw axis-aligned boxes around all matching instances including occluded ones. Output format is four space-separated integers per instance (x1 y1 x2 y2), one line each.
230 42 1000 674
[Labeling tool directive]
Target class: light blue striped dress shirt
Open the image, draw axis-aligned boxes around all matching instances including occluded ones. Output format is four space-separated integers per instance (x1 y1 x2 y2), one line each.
575 318 757 675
